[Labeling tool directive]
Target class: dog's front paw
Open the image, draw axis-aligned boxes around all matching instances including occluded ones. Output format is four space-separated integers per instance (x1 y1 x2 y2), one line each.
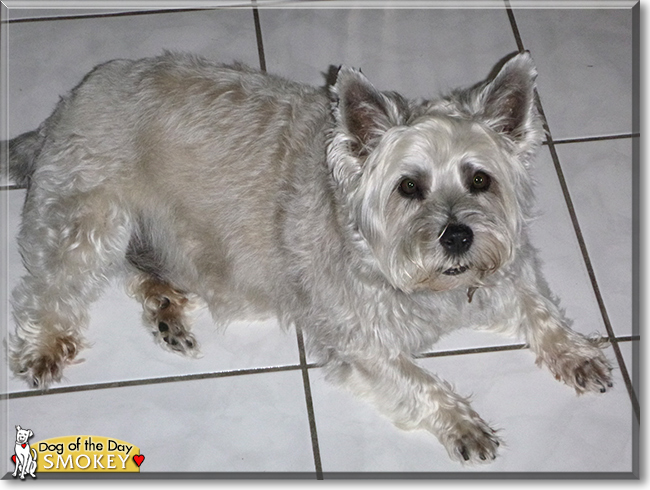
540 337 613 395
439 415 502 464
572 355 613 394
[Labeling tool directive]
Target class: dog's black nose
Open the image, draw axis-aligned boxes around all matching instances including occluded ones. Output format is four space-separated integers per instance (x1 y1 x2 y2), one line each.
439 223 473 255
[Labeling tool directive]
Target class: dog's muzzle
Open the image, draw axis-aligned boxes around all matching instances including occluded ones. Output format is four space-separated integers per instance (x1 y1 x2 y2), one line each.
439 223 473 255
439 223 473 276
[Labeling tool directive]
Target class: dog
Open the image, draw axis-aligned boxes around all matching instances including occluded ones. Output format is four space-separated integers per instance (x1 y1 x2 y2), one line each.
12 425 38 479
4 51 612 463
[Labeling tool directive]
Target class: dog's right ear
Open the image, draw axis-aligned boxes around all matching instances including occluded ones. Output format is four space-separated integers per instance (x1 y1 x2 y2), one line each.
331 67 407 160
16 425 21 431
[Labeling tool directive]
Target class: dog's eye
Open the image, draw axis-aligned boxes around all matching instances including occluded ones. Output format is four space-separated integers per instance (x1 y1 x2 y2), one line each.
470 171 491 193
398 178 423 199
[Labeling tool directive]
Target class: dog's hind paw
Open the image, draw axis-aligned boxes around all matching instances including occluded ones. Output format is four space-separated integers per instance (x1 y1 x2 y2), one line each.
10 334 80 389
153 317 200 356
128 274 201 358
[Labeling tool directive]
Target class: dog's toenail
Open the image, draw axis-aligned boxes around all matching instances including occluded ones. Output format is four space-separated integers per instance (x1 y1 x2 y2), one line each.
158 322 169 332
459 446 469 461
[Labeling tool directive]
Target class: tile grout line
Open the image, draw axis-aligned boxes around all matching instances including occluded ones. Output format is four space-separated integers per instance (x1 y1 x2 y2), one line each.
505 6 640 423
504 0 525 52
295 326 324 480
3 335 639 400
546 133 639 146
0 364 305 400
0 8 227 24
251 0 266 73
249 3 318 474
544 132 639 421
0 130 639 189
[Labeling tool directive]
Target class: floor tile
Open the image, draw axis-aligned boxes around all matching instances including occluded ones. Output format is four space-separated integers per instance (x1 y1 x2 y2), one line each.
4 8 259 140
259 8 518 99
554 139 634 338
310 345 633 474
513 8 634 140
525 145 613 340
4 190 300 394
5 369 316 473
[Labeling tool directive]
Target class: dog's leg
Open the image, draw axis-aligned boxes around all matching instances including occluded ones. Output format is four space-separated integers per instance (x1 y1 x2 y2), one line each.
329 354 501 463
28 451 37 478
519 286 613 394
17 455 26 479
127 273 199 356
9 190 131 388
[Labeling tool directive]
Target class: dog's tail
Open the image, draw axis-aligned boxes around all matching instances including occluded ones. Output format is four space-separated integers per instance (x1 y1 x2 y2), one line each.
1 129 44 187
30 448 37 460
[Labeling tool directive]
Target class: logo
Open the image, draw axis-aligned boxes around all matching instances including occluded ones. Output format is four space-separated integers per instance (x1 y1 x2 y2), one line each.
11 425 37 480
10 426 144 476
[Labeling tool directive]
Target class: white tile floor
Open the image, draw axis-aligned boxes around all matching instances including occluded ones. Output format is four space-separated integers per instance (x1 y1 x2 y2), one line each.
1 1 638 479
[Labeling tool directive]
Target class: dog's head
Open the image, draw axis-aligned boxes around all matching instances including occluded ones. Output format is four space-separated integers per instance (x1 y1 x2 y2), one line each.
328 53 544 293
15 425 33 444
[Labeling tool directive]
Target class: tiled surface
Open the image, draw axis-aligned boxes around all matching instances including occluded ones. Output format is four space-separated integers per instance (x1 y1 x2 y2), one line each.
6 370 316 472
1 2 637 478
259 8 519 97
512 7 634 140
3 8 259 137
311 344 634 473
554 139 634 338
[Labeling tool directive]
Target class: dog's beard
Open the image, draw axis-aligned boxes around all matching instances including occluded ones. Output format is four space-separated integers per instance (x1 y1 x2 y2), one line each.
371 220 515 294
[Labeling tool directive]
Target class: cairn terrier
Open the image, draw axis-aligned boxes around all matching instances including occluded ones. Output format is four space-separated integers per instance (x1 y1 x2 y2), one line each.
4 51 612 463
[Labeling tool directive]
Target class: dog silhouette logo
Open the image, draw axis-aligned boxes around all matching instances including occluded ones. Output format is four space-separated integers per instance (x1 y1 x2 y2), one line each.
11 425 38 479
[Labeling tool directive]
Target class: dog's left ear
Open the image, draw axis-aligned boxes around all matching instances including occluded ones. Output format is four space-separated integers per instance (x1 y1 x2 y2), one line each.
28 430 33 437
331 67 408 160
476 52 544 157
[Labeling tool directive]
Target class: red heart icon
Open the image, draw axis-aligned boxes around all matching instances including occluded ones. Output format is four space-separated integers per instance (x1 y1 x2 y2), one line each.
21 444 26 448
11 455 16 463
133 454 145 467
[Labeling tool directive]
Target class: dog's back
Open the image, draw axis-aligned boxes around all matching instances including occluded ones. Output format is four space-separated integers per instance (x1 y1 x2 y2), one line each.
9 53 334 318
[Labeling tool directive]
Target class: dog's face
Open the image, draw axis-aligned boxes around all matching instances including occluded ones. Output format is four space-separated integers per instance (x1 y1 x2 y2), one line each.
328 53 544 293
15 426 33 444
